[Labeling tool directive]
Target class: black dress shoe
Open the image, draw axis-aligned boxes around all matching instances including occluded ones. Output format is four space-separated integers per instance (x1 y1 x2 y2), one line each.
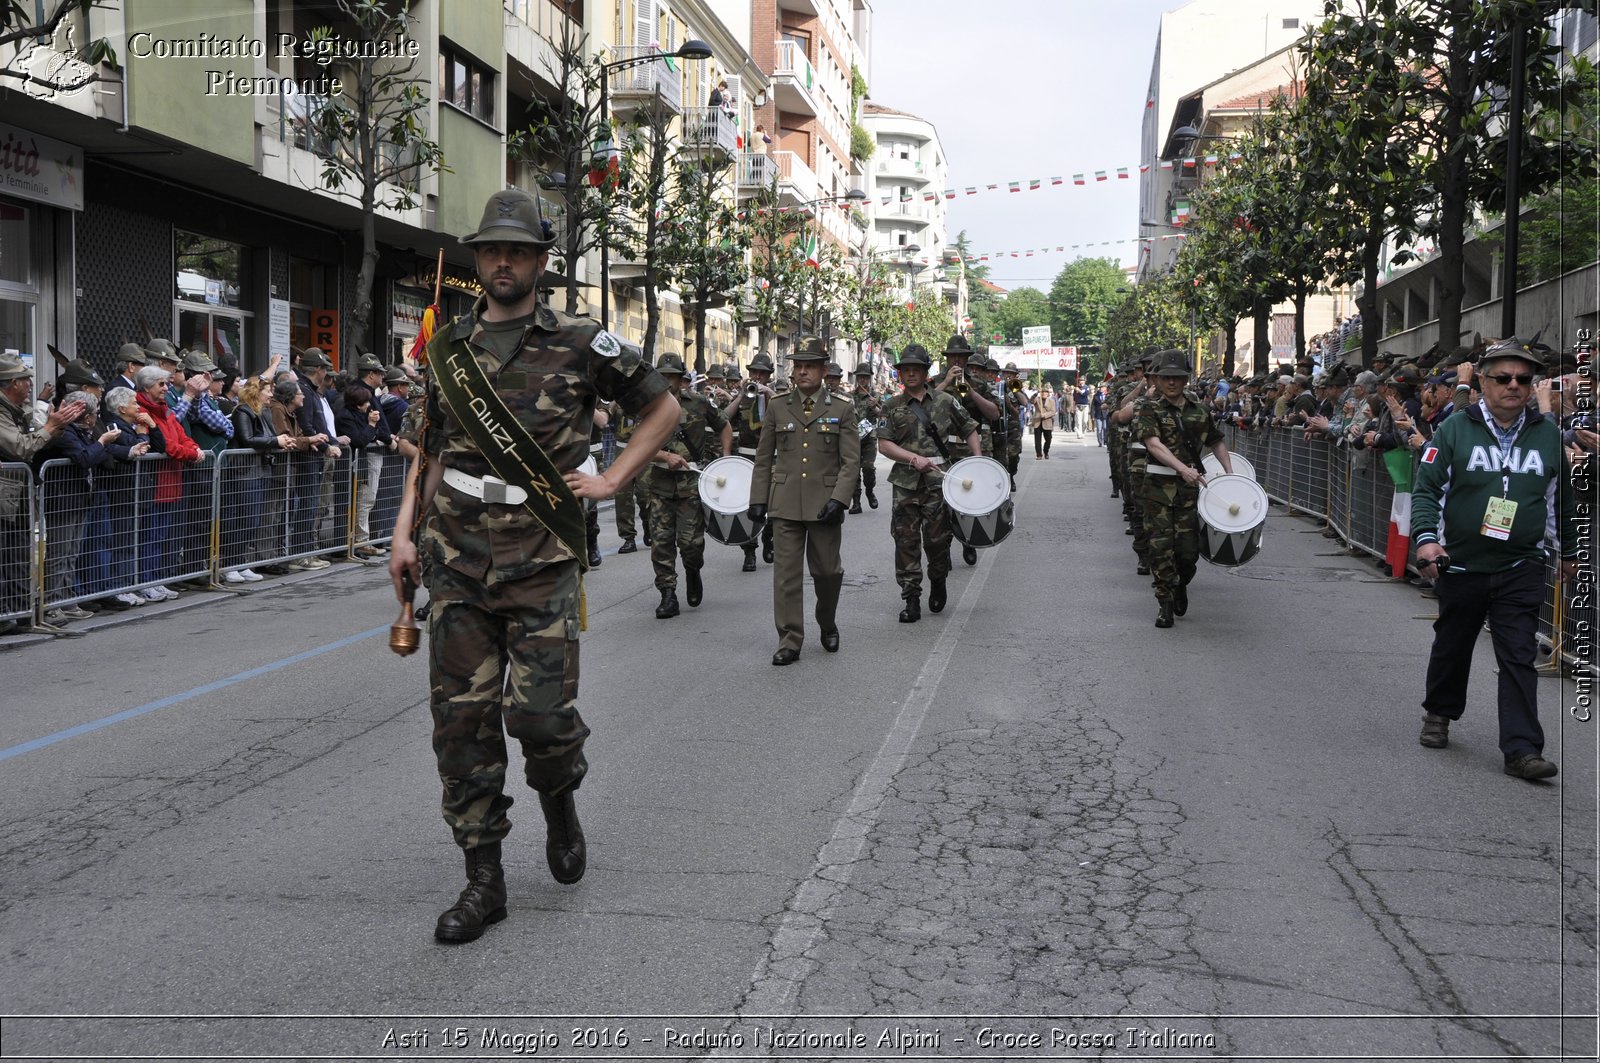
820 628 840 652
849 500 862 514
962 545 977 567
617 538 637 554
685 567 703 607
771 647 800 666
1155 602 1175 628
928 580 947 613
538 791 586 883
866 491 879 509
1174 585 1188 617
762 541 774 563
435 842 507 943
655 589 679 618
742 551 757 572
899 598 921 623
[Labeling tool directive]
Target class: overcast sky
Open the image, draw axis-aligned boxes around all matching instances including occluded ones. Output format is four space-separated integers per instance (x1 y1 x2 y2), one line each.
867 0 1184 292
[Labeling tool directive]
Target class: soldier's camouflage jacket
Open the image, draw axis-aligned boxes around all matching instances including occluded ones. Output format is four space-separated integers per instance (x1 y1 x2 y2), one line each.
877 389 978 491
1131 393 1224 475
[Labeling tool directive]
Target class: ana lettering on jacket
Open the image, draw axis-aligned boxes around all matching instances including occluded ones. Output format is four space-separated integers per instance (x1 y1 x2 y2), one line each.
1464 445 1546 477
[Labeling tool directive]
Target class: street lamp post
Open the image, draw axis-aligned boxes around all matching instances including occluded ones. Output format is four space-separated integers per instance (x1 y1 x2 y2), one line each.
596 38 713 332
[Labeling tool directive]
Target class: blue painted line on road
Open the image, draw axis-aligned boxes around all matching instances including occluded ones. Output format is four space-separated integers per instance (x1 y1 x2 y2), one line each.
0 625 389 764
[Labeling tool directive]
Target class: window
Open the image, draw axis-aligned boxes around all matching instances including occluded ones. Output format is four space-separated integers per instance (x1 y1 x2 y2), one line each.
175 230 244 309
440 42 494 123
1282 17 1299 28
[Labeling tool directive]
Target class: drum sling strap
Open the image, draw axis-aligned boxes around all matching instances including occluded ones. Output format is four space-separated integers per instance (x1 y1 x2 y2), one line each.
907 398 954 472
1164 403 1204 474
431 332 591 583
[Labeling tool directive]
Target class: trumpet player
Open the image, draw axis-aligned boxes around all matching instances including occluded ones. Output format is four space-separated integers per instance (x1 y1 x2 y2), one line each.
724 353 780 571
850 364 883 513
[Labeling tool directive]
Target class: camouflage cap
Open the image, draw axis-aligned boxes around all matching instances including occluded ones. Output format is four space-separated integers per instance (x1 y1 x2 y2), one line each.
146 338 180 365
825 361 844 377
656 354 688 376
181 349 218 375
895 343 932 367
791 336 828 362
1151 349 1191 378
116 342 148 367
747 353 775 373
60 361 105 389
461 188 556 249
0 352 32 382
299 347 332 369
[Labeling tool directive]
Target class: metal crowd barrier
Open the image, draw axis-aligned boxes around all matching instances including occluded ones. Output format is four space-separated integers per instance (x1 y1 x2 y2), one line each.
1225 424 1594 675
6 447 386 633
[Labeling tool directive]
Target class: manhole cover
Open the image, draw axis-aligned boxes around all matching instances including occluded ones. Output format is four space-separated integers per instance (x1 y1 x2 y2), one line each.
1227 565 1364 582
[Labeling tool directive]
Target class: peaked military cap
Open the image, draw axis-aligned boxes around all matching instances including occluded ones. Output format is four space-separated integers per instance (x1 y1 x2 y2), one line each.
60 361 105 389
942 334 973 357
791 336 828 362
181 350 218 374
747 353 775 373
461 188 556 249
1151 349 1192 378
298 347 332 369
656 353 687 376
116 342 148 367
825 361 843 377
0 352 33 381
896 343 932 367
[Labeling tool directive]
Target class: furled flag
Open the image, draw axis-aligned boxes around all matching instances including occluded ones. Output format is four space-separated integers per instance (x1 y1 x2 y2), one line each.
1139 163 1151 173
987 183 999 190
1116 167 1130 180
1094 170 1108 181
1072 174 1085 185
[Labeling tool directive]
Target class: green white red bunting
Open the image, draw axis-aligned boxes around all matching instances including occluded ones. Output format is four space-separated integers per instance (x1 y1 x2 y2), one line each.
869 153 1243 205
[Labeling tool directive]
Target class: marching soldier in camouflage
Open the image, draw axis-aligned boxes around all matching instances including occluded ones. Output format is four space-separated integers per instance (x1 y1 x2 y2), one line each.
1134 348 1232 629
1000 362 1025 483
1111 353 1157 572
703 363 727 405
723 352 779 571
934 334 999 456
640 353 732 618
749 337 861 665
824 361 847 399
876 343 981 622
849 364 882 514
389 188 679 945
605 398 649 553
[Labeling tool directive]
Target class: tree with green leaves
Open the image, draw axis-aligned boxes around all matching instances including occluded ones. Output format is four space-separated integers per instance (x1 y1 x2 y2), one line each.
306 0 447 356
884 285 956 356
1047 257 1125 348
608 102 682 359
739 187 810 365
984 287 1052 345
1104 273 1188 367
659 154 748 372
834 255 900 365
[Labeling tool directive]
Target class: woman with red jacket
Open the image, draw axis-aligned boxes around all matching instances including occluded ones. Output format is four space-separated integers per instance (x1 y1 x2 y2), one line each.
132 365 202 599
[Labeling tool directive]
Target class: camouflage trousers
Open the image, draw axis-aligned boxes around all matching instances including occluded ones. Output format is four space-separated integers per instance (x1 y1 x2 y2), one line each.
891 480 952 599
613 477 642 541
1108 436 1126 494
1142 475 1200 603
853 439 879 504
424 558 589 850
644 478 704 589
1128 467 1151 563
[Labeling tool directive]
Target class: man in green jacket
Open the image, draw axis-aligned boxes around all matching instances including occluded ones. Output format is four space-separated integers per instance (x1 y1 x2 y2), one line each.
1412 339 1581 781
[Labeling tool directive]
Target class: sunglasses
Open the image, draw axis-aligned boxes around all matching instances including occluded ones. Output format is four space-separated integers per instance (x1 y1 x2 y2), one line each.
1483 373 1534 387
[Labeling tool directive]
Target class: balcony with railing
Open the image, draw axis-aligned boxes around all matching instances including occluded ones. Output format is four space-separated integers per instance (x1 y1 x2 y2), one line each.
606 45 683 117
877 199 932 224
681 106 739 163
875 155 928 182
771 39 818 116
736 150 817 206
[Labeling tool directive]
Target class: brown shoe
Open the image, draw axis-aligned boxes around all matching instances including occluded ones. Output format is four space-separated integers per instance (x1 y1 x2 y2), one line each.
1504 754 1558 781
1419 714 1450 749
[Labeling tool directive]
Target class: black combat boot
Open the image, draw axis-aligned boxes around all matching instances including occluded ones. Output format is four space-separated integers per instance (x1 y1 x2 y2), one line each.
928 579 948 613
1136 562 1150 575
849 498 863 515
898 596 921 623
762 536 774 564
962 545 977 567
538 791 586 884
655 589 679 618
685 566 703 607
1155 601 1175 628
434 841 507 944
742 547 757 572
586 525 602 568
1174 584 1188 617
866 487 879 509
617 538 637 554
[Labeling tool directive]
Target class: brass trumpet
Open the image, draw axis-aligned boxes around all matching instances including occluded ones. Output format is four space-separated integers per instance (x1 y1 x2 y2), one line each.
954 379 970 399
745 382 760 400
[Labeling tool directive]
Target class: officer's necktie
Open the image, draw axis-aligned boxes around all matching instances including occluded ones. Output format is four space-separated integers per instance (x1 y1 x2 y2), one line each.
803 397 814 416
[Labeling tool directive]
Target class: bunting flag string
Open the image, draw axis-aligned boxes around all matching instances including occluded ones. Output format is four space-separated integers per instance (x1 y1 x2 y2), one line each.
875 153 1244 207
885 233 1190 269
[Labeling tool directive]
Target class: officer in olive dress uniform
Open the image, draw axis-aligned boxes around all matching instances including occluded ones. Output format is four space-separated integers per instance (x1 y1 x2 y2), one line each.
1134 349 1231 628
849 364 882 513
875 344 980 622
748 337 861 665
388 188 679 943
640 353 732 618
723 352 779 571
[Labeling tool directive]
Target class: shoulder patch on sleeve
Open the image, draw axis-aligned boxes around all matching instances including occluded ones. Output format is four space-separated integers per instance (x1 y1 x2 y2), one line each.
590 330 624 358
1420 445 1439 464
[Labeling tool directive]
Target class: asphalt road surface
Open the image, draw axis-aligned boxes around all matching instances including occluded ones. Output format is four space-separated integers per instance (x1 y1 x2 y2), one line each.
1 431 1594 1062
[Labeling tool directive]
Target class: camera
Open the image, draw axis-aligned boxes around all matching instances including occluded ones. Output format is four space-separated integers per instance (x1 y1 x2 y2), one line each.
1550 379 1562 394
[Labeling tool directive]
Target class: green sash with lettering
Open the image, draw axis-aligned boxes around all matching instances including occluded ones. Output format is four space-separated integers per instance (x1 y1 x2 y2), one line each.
430 331 589 571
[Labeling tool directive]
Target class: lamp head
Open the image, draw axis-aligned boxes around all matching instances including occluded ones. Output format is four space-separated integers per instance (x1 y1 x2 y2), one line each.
676 39 713 60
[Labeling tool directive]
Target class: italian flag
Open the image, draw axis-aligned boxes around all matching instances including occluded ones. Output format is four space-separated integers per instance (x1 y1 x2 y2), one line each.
1072 173 1085 185
1383 449 1413 578
802 233 819 268
1094 170 1108 181
1028 178 1041 190
1116 167 1130 179
1008 181 1021 192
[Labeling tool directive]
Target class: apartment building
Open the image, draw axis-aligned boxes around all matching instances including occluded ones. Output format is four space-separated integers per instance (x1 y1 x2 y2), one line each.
860 101 963 328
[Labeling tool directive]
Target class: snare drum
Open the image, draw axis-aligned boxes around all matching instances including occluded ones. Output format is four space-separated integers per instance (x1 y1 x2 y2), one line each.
942 455 1015 548
1197 473 1267 567
698 455 760 546
1202 451 1255 483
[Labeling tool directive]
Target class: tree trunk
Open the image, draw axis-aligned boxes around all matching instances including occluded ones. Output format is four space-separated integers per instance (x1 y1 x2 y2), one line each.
1293 284 1307 363
1224 317 1237 375
1253 295 1271 373
1360 232 1382 368
692 295 708 373
1433 19 1473 356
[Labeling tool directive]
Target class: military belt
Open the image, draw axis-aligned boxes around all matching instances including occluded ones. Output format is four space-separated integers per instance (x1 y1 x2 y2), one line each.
1146 464 1180 477
443 467 529 504
737 446 758 458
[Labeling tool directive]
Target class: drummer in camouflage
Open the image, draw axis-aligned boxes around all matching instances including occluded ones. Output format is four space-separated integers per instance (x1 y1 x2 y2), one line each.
876 343 980 623
1134 349 1232 629
640 354 732 618
849 364 882 514
749 337 861 665
723 352 779 571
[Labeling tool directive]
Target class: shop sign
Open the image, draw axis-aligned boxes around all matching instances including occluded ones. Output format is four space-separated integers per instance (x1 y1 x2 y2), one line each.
0 122 83 211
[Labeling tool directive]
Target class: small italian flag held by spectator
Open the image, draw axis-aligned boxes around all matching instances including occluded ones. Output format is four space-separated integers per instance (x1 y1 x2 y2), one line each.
1383 449 1413 578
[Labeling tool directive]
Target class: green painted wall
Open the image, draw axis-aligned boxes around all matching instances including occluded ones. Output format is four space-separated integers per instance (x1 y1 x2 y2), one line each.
437 108 502 239
439 0 502 70
126 1 255 165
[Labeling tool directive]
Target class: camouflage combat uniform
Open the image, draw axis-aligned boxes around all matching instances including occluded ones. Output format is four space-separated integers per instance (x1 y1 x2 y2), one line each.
878 389 977 600
1132 389 1224 606
850 382 882 509
606 399 648 543
730 387 775 561
640 386 727 590
418 299 666 847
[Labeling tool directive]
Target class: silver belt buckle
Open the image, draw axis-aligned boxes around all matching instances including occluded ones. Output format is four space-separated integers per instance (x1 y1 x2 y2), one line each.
481 474 510 504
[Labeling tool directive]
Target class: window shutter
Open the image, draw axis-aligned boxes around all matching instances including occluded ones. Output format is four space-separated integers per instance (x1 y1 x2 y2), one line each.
724 74 742 111
635 0 656 47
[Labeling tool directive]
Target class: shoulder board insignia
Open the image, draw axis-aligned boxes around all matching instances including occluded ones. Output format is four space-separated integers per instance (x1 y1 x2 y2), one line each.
590 330 624 358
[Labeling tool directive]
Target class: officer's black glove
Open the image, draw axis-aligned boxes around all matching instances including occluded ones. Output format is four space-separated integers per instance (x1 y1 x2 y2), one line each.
816 499 846 525
747 503 768 523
